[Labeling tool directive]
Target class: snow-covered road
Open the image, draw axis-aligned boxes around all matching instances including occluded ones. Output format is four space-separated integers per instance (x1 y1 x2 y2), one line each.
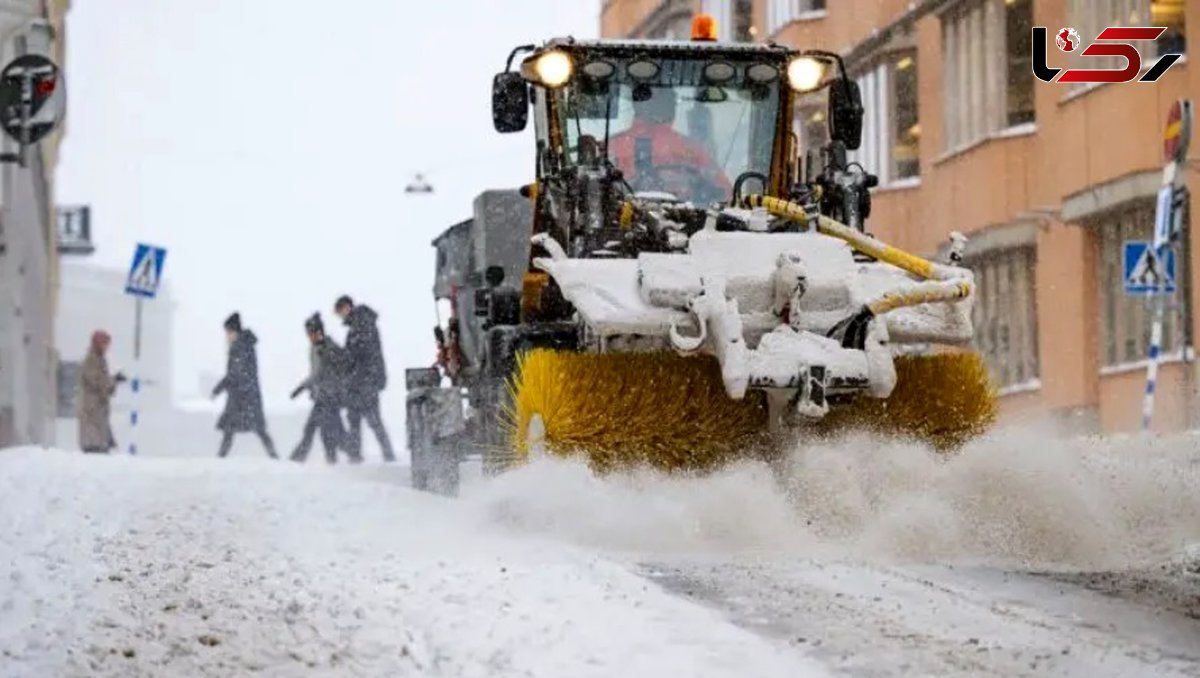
643 558 1200 676
0 449 826 677
3 427 1200 677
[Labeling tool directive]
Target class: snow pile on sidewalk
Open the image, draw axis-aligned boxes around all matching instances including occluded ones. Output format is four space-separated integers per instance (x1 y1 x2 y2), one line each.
0 448 829 678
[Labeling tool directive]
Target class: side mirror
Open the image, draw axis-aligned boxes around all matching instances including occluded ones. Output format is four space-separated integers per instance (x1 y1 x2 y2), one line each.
492 72 529 133
829 79 864 151
485 265 506 288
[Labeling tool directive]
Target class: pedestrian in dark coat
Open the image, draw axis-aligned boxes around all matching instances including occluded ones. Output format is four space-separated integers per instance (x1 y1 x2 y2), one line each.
334 295 396 462
289 313 350 463
77 330 126 453
212 312 277 458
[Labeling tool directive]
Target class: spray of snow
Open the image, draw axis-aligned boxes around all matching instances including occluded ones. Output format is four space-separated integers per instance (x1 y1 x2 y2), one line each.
465 456 809 556
464 424 1200 570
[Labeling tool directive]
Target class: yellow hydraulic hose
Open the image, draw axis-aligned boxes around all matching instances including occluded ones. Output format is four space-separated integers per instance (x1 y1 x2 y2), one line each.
618 201 636 229
866 280 973 315
739 194 957 282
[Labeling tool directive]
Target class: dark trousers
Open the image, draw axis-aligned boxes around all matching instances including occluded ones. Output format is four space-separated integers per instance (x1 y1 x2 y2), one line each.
346 392 395 462
218 424 277 458
292 400 345 463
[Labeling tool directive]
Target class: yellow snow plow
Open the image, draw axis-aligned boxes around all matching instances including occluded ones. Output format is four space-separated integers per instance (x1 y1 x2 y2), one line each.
505 195 996 472
416 14 996 479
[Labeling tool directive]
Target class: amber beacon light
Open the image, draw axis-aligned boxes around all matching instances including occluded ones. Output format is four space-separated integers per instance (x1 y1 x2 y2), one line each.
691 14 718 41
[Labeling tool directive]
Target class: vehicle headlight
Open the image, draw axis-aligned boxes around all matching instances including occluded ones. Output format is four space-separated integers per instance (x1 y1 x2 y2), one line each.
787 56 825 92
746 63 780 83
582 60 616 80
534 50 573 88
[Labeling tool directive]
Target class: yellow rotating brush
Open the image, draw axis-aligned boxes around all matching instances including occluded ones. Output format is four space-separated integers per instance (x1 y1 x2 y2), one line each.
506 349 769 473
504 348 994 474
817 351 997 451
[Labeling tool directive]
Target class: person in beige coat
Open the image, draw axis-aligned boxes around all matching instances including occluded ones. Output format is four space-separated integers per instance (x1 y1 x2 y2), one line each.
77 330 126 453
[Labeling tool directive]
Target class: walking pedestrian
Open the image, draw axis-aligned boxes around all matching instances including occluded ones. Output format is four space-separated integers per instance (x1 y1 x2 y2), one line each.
212 312 277 458
77 330 126 454
289 313 350 463
334 295 396 462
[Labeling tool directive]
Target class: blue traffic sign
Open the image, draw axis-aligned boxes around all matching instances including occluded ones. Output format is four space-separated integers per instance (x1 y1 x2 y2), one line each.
1123 240 1175 295
125 243 167 298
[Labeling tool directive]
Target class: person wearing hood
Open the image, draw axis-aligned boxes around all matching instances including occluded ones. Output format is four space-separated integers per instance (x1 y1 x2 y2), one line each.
334 295 395 462
77 330 126 453
289 312 350 463
212 312 277 458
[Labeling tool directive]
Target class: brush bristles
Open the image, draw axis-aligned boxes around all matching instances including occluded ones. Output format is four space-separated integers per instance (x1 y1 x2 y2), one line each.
817 352 998 451
505 349 997 473
506 349 768 473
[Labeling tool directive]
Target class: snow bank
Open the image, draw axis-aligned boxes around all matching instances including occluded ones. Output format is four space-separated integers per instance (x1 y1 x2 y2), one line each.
0 448 828 677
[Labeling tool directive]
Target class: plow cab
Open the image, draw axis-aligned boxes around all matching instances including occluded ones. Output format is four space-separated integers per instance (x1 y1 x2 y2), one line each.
404 14 997 487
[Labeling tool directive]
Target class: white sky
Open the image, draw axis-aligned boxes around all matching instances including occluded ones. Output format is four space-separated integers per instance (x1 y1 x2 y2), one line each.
56 0 600 407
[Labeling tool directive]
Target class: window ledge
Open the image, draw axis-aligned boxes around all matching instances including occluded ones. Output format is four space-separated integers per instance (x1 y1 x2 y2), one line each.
1058 55 1190 106
997 379 1042 397
1099 350 1189 377
935 123 1039 166
874 176 922 193
767 10 829 39
992 122 1038 140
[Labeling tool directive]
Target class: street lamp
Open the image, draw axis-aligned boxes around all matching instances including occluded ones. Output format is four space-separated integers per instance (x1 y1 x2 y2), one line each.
405 173 434 194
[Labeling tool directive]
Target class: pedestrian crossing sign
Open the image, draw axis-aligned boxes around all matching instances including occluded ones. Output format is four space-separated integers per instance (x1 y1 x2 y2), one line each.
125 243 167 298
1123 240 1175 295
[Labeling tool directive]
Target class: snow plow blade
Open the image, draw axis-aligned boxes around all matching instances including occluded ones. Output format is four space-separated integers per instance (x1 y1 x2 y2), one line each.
506 348 997 472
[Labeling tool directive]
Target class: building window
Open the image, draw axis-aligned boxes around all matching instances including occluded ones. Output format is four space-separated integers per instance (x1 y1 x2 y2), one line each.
968 246 1040 389
1005 0 1035 127
1153 0 1188 55
849 50 920 185
643 7 694 41
733 0 754 42
1068 0 1143 78
668 16 694 40
1096 202 1188 367
766 0 827 37
56 205 94 255
941 0 1036 150
891 51 920 180
702 0 733 41
1068 1 1187 77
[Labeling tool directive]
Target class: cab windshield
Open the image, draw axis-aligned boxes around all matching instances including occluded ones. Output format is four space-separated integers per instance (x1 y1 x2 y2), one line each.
558 55 782 204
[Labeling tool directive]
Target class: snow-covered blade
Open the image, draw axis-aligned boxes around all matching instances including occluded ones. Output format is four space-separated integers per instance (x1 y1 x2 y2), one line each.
532 209 976 420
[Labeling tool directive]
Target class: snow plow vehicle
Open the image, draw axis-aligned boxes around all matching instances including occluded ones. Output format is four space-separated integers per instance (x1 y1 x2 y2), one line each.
406 14 995 490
